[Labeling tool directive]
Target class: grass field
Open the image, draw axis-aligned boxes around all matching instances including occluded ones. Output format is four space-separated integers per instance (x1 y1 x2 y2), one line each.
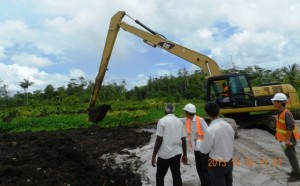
0 100 206 133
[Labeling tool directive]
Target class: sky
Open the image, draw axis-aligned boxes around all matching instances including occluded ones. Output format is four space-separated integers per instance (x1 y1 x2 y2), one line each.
1 0 300 95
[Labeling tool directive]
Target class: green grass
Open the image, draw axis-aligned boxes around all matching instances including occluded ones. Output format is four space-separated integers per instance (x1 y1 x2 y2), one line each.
0 100 207 133
0 114 91 133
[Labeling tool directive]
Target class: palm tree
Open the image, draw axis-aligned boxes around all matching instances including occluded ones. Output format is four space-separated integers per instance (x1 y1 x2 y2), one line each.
19 78 34 105
281 63 300 87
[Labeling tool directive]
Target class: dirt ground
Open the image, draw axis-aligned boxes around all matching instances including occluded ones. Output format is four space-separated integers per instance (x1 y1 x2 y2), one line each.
136 121 300 186
1 121 300 186
0 124 153 186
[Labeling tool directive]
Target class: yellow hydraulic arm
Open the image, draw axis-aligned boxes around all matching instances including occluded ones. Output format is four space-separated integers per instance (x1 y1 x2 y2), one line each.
88 11 222 112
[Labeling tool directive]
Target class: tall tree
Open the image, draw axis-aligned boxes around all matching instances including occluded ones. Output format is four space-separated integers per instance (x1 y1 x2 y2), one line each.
19 78 34 105
44 84 56 100
66 77 87 102
0 83 9 109
281 63 300 87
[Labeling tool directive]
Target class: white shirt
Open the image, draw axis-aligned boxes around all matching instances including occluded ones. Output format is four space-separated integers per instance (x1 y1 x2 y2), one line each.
199 118 234 161
180 116 208 151
156 114 186 159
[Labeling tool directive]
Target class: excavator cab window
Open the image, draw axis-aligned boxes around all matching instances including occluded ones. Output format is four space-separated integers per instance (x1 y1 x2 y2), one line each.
228 75 254 107
206 74 255 108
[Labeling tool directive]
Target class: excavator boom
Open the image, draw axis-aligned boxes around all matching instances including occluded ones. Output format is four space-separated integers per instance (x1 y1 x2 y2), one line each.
88 11 125 110
118 20 222 76
88 11 221 122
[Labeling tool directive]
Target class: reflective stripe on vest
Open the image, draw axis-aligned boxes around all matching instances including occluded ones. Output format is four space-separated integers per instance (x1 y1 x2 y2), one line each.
276 109 300 142
186 116 204 148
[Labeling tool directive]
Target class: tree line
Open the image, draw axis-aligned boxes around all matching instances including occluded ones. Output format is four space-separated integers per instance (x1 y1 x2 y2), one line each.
0 64 299 109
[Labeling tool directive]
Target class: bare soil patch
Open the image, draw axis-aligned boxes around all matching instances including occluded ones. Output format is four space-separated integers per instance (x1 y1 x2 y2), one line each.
0 124 153 186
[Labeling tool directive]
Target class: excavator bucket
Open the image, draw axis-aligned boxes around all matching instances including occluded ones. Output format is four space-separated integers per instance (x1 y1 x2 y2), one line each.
88 104 111 122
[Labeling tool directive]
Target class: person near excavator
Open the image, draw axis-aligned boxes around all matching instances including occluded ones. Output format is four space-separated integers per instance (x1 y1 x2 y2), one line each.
271 93 300 182
222 82 229 97
199 102 234 186
152 103 188 186
181 103 210 186
221 82 230 103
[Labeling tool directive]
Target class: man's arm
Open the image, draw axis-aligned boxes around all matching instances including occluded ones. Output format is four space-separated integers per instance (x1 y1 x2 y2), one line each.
286 131 293 146
152 136 163 167
181 137 188 164
285 112 294 146
199 130 213 154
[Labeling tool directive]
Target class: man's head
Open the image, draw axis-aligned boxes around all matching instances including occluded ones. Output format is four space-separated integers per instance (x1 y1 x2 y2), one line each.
271 93 288 108
222 82 227 87
205 102 219 118
165 103 175 114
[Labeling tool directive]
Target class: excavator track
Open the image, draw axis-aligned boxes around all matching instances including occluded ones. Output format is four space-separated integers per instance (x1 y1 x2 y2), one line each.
225 113 277 133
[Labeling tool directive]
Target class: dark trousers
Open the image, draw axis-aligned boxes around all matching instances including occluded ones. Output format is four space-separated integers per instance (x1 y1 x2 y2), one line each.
156 154 182 186
284 145 300 173
194 151 210 186
208 159 233 186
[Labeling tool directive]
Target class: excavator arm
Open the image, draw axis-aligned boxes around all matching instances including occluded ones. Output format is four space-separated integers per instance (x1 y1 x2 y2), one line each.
88 11 222 122
88 11 125 110
118 18 222 76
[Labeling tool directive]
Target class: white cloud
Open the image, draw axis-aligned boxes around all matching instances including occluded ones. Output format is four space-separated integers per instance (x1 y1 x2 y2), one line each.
0 46 5 60
130 74 148 88
69 68 86 79
198 28 213 39
154 63 171 67
0 63 69 94
11 54 53 67
0 20 32 45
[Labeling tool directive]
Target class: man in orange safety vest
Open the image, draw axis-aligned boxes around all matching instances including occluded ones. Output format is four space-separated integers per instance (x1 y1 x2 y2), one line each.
271 93 300 182
221 82 230 103
181 103 210 186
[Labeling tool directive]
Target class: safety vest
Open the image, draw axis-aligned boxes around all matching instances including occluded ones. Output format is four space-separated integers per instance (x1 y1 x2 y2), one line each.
275 109 300 142
186 116 204 148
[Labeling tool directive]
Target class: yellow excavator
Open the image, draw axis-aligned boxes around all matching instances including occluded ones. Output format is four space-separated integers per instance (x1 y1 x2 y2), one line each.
88 11 299 129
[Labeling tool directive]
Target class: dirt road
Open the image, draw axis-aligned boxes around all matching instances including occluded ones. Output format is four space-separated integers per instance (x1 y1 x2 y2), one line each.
136 121 300 186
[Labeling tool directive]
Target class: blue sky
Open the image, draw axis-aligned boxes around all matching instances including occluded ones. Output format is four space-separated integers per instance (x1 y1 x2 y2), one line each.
1 0 300 94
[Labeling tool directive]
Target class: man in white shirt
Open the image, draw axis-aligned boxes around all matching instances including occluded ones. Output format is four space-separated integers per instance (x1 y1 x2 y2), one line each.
199 102 234 186
152 103 188 186
181 103 210 186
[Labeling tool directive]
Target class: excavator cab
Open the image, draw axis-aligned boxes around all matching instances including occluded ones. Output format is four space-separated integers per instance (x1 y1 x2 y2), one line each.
206 74 255 109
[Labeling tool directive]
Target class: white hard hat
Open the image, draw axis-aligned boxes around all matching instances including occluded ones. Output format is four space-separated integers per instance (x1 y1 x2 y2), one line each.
183 103 196 114
271 93 288 102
